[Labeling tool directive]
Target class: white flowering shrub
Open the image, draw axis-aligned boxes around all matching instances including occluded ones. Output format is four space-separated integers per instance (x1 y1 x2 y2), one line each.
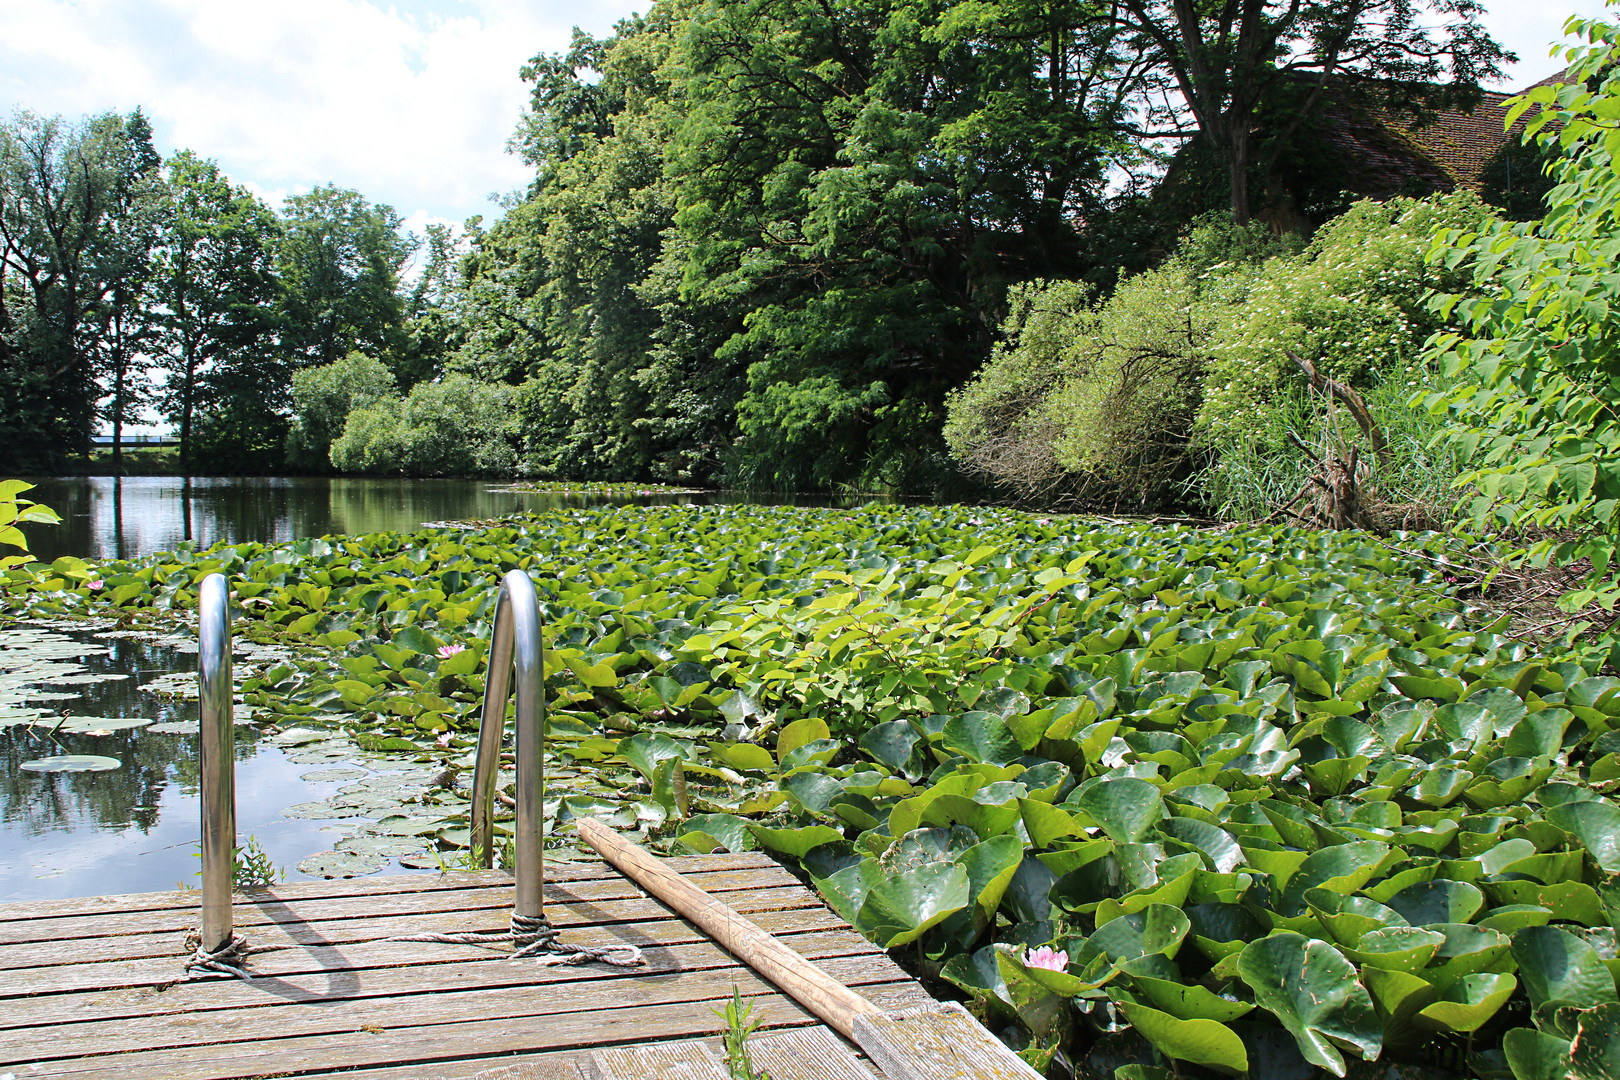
1195 193 1498 519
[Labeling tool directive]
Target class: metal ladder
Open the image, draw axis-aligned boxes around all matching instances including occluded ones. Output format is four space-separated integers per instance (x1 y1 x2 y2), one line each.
194 568 547 957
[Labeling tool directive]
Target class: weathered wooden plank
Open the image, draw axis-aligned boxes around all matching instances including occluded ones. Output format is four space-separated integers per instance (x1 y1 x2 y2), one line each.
0 906 859 999
0 865 800 946
27 985 917 1080
748 1027 879 1080
0 854 776 923
0 954 911 1065
0 883 823 971
588 1040 729 1080
300 1045 700 1080
454 1063 586 1080
854 1002 1043 1080
0 926 887 1035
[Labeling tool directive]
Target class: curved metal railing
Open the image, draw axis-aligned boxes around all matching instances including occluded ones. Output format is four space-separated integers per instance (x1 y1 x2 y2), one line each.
197 572 236 953
469 569 546 923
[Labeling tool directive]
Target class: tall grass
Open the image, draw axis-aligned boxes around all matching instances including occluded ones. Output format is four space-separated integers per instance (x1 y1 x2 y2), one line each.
1196 367 1462 525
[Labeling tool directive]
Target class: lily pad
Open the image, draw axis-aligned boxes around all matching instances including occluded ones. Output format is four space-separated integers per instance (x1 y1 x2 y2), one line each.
20 755 121 773
297 850 386 878
1237 932 1382 1077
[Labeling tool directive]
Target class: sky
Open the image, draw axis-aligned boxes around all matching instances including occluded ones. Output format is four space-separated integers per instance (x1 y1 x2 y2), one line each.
0 0 1611 253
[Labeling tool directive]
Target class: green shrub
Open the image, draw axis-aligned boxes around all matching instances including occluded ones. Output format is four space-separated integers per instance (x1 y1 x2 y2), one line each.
330 374 521 477
1196 192 1494 476
944 218 1285 507
947 196 1494 519
286 351 399 471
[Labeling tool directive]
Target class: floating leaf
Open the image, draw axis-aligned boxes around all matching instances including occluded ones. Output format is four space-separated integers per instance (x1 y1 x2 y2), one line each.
20 755 121 773
1237 932 1382 1077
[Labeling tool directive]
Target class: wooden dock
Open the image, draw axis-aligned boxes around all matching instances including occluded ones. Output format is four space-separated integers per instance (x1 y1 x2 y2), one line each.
0 851 933 1079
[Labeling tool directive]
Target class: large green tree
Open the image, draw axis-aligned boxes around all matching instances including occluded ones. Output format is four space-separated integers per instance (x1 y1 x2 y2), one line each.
276 184 415 373
150 151 282 472
663 0 1146 490
1112 0 1512 224
0 110 160 471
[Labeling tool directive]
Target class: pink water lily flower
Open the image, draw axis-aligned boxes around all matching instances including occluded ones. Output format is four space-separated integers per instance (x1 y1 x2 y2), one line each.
436 643 466 659
1024 946 1068 971
85 579 104 591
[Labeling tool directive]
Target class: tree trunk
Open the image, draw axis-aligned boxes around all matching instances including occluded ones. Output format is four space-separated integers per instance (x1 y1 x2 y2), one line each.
1228 122 1252 226
180 332 194 475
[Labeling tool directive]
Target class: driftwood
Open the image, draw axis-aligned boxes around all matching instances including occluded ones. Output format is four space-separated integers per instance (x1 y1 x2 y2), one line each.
1265 352 1389 531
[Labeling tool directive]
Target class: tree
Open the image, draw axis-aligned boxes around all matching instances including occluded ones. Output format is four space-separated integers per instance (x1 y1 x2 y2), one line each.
97 109 164 477
276 184 415 372
0 110 158 471
663 0 1147 490
1111 0 1512 223
149 151 281 472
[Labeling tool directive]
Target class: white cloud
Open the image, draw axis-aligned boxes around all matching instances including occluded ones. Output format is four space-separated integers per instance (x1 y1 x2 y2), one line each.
0 0 643 229
1482 0 1616 87
0 0 1605 236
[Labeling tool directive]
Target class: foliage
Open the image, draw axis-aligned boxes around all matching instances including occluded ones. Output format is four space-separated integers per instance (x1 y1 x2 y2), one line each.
0 109 162 472
1106 0 1510 224
1194 192 1496 520
947 194 1494 517
287 351 399 471
30 497 1620 1077
943 217 1291 507
150 151 282 473
275 184 415 373
1422 14 1620 621
329 373 523 478
715 986 771 1080
0 480 60 573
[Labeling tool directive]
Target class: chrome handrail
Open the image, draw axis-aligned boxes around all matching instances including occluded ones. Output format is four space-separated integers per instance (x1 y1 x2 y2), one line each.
469 569 545 922
197 572 236 952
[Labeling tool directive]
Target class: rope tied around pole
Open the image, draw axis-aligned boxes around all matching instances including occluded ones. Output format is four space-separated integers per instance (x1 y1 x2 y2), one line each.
183 931 291 980
393 912 644 968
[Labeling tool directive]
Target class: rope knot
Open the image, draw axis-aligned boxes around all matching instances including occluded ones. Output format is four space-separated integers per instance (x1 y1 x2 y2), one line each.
184 931 283 980
393 912 644 968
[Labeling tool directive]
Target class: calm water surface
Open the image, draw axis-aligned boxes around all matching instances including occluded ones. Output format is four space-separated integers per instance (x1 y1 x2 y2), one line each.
18 475 719 563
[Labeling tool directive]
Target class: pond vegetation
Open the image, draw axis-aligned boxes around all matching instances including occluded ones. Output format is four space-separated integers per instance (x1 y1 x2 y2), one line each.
8 497 1612 1078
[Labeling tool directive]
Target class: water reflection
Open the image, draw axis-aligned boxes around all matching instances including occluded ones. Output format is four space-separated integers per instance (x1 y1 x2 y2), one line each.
17 476 888 564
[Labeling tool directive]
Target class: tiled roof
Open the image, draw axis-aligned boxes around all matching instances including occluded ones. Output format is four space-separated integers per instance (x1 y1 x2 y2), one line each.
1310 69 1570 196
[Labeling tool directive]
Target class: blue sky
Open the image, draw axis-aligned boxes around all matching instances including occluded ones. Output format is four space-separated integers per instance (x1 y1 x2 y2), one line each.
0 0 1609 251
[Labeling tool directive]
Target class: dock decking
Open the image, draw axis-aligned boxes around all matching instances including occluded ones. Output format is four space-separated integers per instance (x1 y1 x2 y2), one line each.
0 851 932 1079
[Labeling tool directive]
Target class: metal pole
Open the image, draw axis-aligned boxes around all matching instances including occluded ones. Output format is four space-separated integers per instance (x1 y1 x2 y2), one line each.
469 569 545 921
197 572 235 953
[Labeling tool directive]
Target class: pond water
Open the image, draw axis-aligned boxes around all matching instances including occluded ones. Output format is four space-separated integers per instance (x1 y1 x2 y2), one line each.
4 475 881 901
17 475 725 564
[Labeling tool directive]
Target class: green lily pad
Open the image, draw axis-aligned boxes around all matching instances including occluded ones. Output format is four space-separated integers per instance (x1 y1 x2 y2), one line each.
1385 879 1485 927
1078 777 1163 844
1513 924 1620 1011
20 754 121 773
853 861 970 948
1129 974 1256 1023
1548 799 1620 874
1113 994 1249 1075
1237 932 1382 1077
1342 926 1446 973
1414 972 1517 1034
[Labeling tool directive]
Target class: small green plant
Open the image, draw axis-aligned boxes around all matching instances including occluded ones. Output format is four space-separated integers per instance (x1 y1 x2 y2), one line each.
179 834 283 890
232 835 282 888
714 985 771 1080
430 834 516 874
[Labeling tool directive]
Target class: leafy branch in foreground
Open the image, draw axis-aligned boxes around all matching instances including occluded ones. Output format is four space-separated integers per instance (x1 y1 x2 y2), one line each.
1424 13 1620 634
